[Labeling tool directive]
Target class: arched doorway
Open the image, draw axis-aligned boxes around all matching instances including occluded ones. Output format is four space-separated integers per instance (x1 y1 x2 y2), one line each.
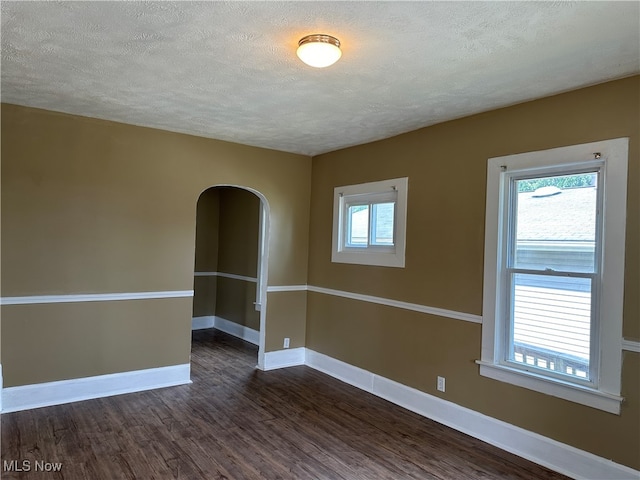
192 185 269 369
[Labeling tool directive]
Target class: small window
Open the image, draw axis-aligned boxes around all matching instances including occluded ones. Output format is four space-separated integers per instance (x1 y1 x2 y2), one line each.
332 178 408 267
479 138 628 414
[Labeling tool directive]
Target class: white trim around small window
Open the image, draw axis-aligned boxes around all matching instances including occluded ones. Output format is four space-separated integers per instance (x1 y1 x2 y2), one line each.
332 177 408 268
479 138 628 414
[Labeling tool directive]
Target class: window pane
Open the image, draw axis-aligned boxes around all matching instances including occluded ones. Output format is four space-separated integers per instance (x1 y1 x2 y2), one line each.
347 204 368 246
514 173 597 273
509 273 591 380
371 202 395 245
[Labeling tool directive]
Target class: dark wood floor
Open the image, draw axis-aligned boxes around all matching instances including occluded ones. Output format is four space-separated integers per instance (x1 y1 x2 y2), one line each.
2 329 570 479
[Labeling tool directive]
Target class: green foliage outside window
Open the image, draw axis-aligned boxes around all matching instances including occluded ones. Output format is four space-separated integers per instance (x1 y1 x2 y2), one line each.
350 205 368 213
517 173 596 193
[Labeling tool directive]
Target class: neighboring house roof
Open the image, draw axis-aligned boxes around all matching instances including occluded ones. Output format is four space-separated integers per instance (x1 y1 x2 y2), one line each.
350 187 597 244
517 187 596 242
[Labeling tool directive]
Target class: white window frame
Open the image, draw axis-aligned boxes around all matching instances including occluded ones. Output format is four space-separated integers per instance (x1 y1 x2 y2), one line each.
332 177 408 268
478 138 628 414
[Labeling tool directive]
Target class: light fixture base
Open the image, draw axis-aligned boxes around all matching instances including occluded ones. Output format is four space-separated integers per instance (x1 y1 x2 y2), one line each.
298 34 341 50
297 34 342 68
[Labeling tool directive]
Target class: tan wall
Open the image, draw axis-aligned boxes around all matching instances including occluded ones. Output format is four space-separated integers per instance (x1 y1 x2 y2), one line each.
192 276 218 318
215 277 260 331
217 187 260 278
1 104 312 386
194 188 221 273
193 188 220 317
306 76 639 469
265 291 307 351
2 299 192 386
2 76 637 469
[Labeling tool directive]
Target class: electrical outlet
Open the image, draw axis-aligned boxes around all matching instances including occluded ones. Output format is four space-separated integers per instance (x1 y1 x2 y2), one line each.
437 376 446 392
283 337 290 349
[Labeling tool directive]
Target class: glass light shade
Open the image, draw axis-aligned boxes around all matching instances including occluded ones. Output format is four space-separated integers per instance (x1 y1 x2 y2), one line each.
297 34 342 68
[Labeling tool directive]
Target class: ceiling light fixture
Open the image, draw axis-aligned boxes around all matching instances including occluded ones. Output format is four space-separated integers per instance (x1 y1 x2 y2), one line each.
296 34 342 68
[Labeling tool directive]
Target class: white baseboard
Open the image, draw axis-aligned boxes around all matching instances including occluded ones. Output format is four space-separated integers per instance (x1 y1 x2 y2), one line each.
264 347 306 371
306 349 374 392
212 316 260 345
1 363 191 414
305 349 639 480
192 316 260 346
192 315 216 330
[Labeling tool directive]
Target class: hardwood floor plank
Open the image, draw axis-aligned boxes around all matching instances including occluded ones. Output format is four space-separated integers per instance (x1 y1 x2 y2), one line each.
1 328 570 479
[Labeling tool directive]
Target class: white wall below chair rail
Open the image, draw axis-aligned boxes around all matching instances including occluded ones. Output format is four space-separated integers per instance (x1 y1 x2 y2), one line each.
192 316 259 346
1 364 191 414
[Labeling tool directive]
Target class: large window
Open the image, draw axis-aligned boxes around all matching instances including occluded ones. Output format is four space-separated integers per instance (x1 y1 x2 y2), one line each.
479 138 628 414
332 177 408 267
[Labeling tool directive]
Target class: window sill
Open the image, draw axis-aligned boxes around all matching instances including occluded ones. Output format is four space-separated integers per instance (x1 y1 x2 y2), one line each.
476 360 622 414
331 250 405 268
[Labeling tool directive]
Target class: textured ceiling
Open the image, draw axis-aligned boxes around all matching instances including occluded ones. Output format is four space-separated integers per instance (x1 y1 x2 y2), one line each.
2 1 639 156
